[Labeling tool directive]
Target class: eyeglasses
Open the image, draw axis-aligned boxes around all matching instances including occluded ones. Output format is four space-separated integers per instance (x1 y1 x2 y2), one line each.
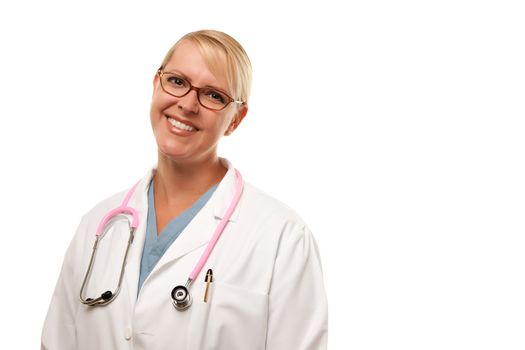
157 69 244 111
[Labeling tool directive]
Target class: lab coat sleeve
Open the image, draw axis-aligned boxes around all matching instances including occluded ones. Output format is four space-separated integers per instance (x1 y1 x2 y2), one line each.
41 216 86 350
266 224 328 349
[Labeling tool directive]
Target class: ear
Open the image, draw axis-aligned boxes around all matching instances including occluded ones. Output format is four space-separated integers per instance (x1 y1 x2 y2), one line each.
225 104 248 136
152 72 160 97
153 72 160 87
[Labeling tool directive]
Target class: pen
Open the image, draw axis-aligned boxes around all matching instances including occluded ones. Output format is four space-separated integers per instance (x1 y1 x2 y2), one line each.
204 269 213 303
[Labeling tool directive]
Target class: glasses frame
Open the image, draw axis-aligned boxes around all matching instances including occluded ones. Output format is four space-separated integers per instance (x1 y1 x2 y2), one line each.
157 69 244 111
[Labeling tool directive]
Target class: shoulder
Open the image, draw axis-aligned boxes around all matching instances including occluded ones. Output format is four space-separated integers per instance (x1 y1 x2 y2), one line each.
69 186 134 247
236 182 322 278
81 188 130 223
239 181 309 236
79 167 154 226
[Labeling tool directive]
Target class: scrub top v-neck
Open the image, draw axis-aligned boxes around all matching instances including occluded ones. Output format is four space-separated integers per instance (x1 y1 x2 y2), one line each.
138 179 219 293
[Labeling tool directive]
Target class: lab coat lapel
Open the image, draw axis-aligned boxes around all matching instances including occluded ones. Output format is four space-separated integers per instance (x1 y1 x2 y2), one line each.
150 159 241 273
152 203 216 268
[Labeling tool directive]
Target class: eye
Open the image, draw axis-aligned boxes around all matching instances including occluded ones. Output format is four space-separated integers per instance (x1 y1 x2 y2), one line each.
202 88 227 104
165 74 187 88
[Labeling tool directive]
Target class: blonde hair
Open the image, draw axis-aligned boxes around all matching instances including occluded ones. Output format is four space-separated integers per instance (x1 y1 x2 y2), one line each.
159 30 252 104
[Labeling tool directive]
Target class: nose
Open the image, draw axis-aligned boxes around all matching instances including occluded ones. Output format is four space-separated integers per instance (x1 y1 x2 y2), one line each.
177 88 200 114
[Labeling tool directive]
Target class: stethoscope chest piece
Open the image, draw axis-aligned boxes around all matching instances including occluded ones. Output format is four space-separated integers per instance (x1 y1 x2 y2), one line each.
171 282 192 311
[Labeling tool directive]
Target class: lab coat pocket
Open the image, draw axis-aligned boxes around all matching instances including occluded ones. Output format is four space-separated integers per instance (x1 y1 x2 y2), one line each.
188 281 268 350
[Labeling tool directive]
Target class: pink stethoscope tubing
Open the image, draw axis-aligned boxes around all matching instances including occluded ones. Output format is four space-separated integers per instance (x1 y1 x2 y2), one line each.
79 179 142 306
79 169 244 310
172 169 244 311
190 169 243 280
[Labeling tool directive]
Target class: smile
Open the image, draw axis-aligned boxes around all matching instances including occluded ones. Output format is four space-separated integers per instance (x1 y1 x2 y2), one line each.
167 117 198 132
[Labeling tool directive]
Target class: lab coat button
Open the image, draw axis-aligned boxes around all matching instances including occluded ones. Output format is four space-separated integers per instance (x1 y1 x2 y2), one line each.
124 327 132 340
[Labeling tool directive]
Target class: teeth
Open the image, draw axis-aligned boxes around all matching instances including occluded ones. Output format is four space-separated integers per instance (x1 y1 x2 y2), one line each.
168 117 197 132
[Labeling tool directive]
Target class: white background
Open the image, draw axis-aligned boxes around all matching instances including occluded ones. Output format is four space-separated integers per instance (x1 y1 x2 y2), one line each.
1 0 524 348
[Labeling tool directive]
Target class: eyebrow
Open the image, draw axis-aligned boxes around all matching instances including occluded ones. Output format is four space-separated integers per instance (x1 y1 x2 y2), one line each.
163 69 229 94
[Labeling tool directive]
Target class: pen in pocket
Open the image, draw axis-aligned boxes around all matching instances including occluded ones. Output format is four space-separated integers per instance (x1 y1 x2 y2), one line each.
204 269 213 303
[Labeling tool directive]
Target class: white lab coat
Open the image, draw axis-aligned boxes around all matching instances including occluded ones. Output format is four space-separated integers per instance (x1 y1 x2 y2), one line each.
42 160 328 350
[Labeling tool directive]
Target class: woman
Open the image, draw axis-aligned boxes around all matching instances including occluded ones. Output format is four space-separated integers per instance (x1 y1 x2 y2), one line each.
42 30 328 350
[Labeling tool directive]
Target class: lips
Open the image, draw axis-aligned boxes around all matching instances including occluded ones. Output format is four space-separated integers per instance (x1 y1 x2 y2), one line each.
165 115 199 131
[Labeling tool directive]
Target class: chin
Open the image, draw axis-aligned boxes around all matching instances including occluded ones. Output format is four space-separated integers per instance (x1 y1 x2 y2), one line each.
157 141 190 160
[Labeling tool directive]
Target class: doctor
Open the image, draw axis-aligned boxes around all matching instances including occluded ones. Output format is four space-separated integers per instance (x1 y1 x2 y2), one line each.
42 29 328 349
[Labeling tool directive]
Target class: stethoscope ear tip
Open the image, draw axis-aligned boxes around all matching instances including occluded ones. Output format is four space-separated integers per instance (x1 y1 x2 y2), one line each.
102 291 113 301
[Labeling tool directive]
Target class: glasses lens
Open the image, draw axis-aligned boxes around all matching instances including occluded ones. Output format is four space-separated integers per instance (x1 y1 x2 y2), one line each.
198 88 229 110
161 73 190 97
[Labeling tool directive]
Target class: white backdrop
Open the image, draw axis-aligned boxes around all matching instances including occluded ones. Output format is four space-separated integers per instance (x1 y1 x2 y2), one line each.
1 0 524 349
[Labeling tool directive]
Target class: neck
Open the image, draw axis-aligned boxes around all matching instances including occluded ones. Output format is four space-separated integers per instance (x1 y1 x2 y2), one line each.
153 152 227 206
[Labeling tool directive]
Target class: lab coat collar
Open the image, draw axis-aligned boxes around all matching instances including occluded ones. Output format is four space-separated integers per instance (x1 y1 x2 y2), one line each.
136 157 240 220
123 158 242 306
212 158 241 222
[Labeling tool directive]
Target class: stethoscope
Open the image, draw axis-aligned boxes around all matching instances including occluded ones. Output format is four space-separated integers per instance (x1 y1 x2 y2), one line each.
79 169 244 311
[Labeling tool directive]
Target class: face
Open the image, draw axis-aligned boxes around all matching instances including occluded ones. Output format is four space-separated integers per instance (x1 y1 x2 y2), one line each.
150 40 247 165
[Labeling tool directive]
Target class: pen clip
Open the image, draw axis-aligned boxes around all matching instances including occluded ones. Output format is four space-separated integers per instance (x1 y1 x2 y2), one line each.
205 269 213 283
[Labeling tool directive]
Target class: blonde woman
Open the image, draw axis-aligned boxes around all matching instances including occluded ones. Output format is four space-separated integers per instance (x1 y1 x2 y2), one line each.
42 30 328 350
